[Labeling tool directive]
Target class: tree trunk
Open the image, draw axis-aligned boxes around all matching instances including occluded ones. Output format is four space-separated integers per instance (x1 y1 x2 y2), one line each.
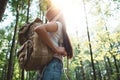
0 0 8 21
6 3 19 80
113 55 120 80
82 0 96 79
107 57 113 75
26 0 30 23
21 69 24 80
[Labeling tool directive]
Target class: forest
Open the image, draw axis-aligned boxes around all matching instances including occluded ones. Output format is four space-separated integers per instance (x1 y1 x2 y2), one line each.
0 0 120 80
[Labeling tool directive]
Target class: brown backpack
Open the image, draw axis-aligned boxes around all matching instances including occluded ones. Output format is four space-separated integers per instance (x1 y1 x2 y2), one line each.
17 18 53 71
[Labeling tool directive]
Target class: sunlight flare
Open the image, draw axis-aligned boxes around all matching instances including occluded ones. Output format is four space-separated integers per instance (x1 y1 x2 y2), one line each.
51 0 86 35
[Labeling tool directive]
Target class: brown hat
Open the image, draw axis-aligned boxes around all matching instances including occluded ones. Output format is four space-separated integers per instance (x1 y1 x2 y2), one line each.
46 6 61 21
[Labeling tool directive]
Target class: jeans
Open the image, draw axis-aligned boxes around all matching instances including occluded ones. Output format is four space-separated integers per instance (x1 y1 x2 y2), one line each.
41 58 63 80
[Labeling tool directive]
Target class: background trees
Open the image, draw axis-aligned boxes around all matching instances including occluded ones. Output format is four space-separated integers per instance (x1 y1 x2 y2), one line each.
0 0 120 80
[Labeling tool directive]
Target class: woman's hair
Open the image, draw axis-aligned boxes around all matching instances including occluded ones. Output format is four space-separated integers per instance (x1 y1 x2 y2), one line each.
46 1 73 59
57 14 73 59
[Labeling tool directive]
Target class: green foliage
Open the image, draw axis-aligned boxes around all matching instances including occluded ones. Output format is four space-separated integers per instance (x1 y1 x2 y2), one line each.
0 0 120 80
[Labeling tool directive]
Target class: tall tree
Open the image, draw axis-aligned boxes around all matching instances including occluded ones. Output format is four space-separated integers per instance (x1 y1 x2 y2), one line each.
100 0 120 79
83 0 96 79
6 0 19 80
0 0 8 21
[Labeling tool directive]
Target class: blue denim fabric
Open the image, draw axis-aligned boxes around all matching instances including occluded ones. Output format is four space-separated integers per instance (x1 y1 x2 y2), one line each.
42 58 63 80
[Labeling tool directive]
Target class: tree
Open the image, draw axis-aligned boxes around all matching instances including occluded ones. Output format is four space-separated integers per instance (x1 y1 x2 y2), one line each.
83 0 96 79
6 0 19 79
0 0 8 21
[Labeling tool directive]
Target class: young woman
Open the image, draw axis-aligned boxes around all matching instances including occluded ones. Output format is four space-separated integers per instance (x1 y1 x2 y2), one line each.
34 1 73 80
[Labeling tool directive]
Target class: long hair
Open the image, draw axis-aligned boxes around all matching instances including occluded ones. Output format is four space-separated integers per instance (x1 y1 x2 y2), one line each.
56 13 73 59
46 1 73 59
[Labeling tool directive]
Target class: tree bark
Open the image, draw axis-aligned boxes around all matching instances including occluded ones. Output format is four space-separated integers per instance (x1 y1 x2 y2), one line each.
83 0 96 79
0 0 8 21
113 55 120 80
6 3 19 80
26 0 30 23
107 57 113 75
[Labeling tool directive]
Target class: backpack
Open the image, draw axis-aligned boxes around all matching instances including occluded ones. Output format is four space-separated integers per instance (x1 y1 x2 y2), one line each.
17 18 53 71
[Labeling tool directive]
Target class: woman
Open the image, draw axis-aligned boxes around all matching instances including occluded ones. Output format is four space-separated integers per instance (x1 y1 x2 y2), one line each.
34 1 73 80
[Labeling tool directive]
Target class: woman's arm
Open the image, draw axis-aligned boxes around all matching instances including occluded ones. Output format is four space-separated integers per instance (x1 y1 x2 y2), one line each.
34 22 67 56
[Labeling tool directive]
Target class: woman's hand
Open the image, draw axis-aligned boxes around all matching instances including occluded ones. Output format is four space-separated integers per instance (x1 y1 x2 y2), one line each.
56 47 67 57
